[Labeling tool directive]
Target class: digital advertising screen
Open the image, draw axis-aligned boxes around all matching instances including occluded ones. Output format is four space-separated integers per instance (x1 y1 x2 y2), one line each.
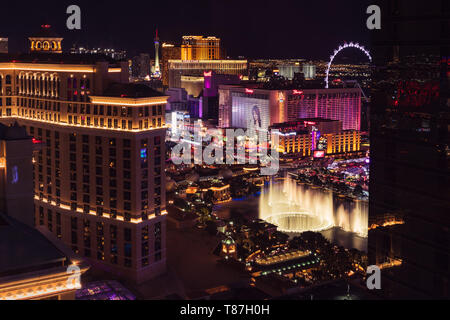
231 96 270 132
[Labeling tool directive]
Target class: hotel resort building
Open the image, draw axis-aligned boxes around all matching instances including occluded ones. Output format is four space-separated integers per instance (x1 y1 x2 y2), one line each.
0 26 167 283
270 118 361 158
218 85 362 131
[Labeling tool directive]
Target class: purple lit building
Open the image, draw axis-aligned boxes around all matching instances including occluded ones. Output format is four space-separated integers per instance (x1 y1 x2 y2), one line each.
202 71 240 122
218 86 361 131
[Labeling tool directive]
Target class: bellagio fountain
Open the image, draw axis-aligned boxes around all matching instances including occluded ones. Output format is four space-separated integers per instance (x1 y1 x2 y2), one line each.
259 175 368 238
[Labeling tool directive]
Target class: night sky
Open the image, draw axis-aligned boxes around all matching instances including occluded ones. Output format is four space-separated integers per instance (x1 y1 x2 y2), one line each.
2 0 370 59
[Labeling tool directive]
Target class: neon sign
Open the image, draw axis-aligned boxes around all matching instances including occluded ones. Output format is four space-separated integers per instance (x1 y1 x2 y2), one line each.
313 150 325 158
292 90 303 95
311 127 320 151
245 88 254 94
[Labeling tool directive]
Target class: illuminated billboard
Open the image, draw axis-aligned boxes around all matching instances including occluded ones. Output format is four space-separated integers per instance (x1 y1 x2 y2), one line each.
313 150 325 158
231 95 269 132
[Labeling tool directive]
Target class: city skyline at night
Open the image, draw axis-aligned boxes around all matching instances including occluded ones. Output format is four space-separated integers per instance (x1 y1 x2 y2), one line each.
0 0 370 59
0 0 448 308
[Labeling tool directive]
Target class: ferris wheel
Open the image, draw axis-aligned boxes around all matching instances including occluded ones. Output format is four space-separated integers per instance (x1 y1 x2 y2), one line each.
325 42 372 89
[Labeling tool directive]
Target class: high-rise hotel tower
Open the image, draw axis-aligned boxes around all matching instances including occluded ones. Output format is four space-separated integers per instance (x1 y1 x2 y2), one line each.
0 26 167 283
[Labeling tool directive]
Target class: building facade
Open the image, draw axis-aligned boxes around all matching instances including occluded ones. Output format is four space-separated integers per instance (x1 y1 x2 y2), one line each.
277 63 301 80
271 119 361 157
0 124 90 300
368 0 449 298
0 123 34 226
0 43 168 283
168 60 247 89
165 87 202 118
218 86 361 131
181 36 220 61
161 43 181 87
131 53 151 79
203 72 240 122
302 64 316 80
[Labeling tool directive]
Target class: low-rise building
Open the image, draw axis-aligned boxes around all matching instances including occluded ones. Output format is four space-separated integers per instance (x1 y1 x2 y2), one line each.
271 118 361 158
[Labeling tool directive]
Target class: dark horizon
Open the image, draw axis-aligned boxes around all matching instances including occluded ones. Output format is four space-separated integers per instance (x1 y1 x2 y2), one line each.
1 0 370 60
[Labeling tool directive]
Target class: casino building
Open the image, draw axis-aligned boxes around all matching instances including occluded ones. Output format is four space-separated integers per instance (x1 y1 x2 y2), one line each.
181 36 220 61
0 26 167 283
270 118 361 158
166 35 247 94
218 85 362 131
168 60 247 92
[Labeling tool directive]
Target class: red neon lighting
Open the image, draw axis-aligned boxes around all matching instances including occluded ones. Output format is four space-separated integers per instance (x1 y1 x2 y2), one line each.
32 138 43 144
245 88 254 94
204 71 212 77
293 90 303 95
304 121 317 125
41 24 51 29
313 150 325 158
392 80 439 107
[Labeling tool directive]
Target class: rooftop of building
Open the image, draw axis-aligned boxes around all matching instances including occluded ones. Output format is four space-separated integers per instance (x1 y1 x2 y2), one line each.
271 118 347 134
0 213 67 277
221 79 362 91
102 82 165 98
271 118 341 128
182 35 220 40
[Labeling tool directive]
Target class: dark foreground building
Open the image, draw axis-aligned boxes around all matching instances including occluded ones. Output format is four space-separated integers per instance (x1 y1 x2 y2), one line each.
369 0 449 298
